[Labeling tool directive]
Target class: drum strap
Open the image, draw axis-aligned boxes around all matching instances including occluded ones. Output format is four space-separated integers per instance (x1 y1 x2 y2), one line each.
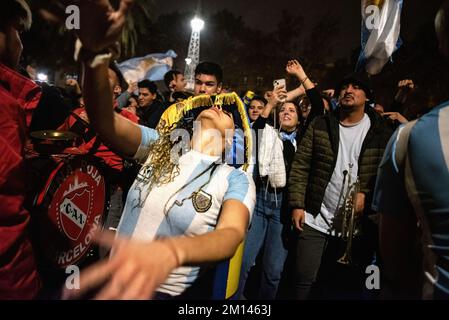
69 111 97 144
87 136 103 155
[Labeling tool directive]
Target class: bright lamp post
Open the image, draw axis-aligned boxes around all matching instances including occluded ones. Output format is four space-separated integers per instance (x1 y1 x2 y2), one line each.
184 16 205 92
191 17 204 32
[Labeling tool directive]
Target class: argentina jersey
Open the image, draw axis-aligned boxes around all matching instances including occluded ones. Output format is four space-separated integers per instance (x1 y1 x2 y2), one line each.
407 102 449 298
373 101 449 298
117 127 255 296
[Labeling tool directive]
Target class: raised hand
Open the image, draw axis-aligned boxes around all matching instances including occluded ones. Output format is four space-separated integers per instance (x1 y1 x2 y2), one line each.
394 79 415 104
286 59 314 90
286 60 305 79
42 0 134 52
268 85 288 107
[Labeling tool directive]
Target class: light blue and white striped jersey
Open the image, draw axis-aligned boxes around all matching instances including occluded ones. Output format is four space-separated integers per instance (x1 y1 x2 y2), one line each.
373 101 449 298
117 126 256 296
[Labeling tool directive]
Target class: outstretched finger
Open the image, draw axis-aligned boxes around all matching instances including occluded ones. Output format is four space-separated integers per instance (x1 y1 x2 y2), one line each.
93 260 141 300
119 272 152 300
61 257 119 300
94 273 125 300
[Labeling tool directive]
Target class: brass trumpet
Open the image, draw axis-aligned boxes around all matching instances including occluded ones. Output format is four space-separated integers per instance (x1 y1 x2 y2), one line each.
337 163 360 266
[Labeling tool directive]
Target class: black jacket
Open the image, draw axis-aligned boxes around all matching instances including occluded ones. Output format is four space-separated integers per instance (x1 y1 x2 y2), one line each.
138 100 168 129
288 106 393 216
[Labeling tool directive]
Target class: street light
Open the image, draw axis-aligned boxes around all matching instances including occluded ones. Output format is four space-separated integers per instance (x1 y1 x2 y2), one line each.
37 73 48 82
191 17 204 32
184 16 205 92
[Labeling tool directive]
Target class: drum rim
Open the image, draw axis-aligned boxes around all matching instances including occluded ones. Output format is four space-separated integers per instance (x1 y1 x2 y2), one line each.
30 130 80 141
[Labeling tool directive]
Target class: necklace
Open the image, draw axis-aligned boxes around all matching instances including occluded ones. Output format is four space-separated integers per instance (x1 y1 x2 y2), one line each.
163 162 218 216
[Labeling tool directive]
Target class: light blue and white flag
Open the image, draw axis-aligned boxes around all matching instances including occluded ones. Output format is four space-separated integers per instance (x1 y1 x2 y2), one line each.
357 0 403 75
117 50 177 83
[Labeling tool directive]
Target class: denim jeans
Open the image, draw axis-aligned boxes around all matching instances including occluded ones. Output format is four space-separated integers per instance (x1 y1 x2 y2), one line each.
238 188 288 299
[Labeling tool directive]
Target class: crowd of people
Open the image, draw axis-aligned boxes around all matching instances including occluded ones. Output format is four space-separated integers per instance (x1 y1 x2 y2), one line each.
0 0 448 300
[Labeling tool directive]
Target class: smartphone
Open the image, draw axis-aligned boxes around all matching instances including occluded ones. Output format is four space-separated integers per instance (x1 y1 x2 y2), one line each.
273 78 286 89
66 74 78 81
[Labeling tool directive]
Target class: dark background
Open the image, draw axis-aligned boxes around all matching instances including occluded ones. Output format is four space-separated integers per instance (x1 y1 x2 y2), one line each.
24 0 449 118
157 0 442 60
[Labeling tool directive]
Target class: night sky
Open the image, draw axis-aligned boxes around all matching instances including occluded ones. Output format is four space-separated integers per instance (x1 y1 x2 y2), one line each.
155 0 444 59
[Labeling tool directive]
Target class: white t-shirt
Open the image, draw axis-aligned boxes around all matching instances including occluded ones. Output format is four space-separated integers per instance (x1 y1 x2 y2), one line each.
305 114 371 234
117 126 256 296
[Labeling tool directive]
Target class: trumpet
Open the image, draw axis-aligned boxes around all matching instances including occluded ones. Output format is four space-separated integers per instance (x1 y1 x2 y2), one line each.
337 163 360 266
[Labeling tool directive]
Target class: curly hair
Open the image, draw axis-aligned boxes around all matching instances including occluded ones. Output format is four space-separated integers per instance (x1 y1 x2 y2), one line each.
136 112 196 195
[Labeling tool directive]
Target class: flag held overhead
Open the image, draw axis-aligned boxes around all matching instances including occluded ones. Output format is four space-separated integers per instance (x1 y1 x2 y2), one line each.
117 50 178 83
357 0 403 75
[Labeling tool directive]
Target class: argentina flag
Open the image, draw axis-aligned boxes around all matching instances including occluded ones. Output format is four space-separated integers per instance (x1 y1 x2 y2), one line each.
117 50 178 83
357 0 403 75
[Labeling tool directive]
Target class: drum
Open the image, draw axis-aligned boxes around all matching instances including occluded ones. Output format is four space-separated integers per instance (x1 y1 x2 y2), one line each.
27 154 110 269
30 130 81 155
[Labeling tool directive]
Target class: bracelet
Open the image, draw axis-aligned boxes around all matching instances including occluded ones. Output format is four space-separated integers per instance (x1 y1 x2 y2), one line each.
300 77 309 85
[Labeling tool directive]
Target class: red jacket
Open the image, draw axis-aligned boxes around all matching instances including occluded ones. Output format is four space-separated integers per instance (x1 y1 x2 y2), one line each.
0 63 41 299
59 104 139 173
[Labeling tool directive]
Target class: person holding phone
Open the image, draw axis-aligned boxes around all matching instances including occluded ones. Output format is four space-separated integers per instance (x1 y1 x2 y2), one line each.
238 62 305 300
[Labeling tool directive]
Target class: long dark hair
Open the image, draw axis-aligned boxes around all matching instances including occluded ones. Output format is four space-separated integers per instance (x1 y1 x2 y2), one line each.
275 101 300 133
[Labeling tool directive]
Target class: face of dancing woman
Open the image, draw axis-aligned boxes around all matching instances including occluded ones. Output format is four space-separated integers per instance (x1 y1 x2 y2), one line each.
197 106 234 133
194 106 235 153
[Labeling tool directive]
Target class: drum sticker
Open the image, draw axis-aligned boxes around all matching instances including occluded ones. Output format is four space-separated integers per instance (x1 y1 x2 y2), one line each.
44 161 106 268
58 176 90 241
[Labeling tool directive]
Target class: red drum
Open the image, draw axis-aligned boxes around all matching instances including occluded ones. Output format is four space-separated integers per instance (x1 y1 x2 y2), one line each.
28 154 109 269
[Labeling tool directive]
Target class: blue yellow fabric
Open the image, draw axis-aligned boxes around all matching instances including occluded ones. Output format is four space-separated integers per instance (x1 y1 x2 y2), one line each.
157 92 253 172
